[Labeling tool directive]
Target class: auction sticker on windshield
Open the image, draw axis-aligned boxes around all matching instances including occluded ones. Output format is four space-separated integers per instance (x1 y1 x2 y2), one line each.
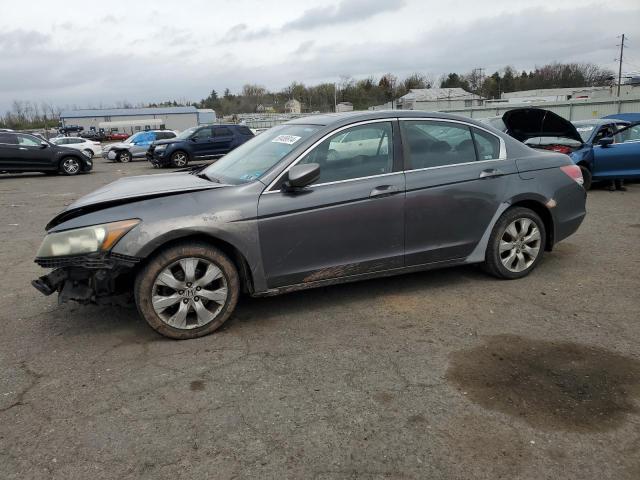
272 135 302 145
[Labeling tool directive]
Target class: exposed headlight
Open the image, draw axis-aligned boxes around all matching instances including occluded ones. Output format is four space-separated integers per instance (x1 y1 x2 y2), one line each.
154 145 167 152
36 219 140 257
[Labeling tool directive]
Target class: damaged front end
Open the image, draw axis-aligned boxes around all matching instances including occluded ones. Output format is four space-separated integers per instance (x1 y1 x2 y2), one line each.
32 219 143 305
32 252 140 305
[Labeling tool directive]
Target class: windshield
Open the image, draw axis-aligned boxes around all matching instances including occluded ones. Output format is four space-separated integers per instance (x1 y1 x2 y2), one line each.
176 127 198 140
572 123 595 142
202 124 321 184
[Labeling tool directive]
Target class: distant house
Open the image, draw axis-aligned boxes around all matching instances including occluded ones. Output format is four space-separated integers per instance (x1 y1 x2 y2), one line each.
397 88 484 110
336 102 354 112
256 104 276 113
284 99 301 114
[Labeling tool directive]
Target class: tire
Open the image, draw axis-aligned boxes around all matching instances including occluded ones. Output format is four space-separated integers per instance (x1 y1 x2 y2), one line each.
483 207 546 279
170 151 189 168
579 165 592 191
117 151 132 163
134 242 240 339
59 157 81 176
83 149 94 159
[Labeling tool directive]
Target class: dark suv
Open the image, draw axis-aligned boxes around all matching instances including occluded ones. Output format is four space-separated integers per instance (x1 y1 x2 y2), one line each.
147 124 254 167
0 131 93 175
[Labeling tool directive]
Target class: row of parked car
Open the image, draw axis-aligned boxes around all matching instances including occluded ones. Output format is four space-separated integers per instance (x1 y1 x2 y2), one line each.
2 109 639 185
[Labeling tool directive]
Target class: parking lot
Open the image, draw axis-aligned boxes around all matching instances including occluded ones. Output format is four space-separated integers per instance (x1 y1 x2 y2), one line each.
1 160 639 479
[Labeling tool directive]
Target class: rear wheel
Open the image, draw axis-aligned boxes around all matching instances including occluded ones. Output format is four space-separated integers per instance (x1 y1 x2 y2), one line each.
117 151 132 163
135 243 240 339
483 207 546 279
59 157 81 176
579 165 592 190
171 151 188 168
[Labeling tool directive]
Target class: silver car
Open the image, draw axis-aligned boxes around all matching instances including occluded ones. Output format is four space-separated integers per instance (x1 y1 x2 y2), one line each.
33 111 587 340
103 130 177 162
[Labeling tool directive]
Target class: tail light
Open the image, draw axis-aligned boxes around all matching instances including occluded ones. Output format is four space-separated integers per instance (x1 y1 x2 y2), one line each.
560 165 584 186
542 145 573 155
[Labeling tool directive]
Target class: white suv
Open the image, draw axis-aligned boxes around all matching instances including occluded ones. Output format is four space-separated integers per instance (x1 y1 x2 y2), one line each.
50 137 101 158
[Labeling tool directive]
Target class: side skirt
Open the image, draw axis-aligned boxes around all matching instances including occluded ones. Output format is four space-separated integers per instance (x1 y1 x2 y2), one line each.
251 257 470 297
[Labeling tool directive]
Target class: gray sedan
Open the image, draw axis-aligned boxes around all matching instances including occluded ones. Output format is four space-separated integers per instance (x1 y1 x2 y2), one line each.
32 111 586 339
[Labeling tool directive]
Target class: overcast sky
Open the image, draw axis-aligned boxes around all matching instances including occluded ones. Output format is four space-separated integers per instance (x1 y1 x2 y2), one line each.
1 0 639 112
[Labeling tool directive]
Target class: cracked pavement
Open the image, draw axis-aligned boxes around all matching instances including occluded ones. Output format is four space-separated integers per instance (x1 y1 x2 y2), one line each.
1 161 639 479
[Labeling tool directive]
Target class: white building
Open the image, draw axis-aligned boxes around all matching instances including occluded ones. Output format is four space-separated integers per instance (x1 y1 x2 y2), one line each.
336 102 354 112
59 106 210 133
397 88 484 110
284 99 302 114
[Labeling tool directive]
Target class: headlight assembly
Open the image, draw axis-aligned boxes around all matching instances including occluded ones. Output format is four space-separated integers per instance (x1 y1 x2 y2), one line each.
154 145 167 152
36 219 140 257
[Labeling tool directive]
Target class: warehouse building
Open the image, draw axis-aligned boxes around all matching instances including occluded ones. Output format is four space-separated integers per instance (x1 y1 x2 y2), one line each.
59 106 216 133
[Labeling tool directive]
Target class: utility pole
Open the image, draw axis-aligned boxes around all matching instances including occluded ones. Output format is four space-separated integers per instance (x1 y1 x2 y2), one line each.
334 83 337 112
617 33 625 97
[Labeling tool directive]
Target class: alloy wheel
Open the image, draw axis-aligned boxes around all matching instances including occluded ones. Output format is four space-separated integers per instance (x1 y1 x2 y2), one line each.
62 158 80 174
499 218 541 273
172 152 187 167
151 257 228 329
119 152 131 162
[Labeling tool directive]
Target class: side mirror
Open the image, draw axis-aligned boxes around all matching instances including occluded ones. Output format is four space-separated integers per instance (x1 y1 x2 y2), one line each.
190 137 198 142
40 141 48 149
598 137 614 147
284 163 320 190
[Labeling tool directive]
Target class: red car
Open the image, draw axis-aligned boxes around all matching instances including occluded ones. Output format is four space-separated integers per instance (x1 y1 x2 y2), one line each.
108 132 129 141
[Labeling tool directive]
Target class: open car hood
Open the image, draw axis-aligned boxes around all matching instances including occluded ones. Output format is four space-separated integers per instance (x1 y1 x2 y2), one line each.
501 108 583 144
46 172 222 230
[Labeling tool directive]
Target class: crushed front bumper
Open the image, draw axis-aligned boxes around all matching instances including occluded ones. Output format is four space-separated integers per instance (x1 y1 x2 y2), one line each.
32 252 141 305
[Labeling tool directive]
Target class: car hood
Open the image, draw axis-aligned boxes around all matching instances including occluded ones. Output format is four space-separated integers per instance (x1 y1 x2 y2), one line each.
46 172 223 229
104 142 128 150
501 108 583 144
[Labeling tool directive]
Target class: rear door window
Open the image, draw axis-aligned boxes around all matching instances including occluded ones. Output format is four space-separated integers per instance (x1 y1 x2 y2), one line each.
214 127 233 137
401 120 476 170
472 128 501 160
0 133 18 145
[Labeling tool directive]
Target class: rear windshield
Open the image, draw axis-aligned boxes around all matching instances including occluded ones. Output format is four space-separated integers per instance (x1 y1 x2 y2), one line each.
202 124 320 185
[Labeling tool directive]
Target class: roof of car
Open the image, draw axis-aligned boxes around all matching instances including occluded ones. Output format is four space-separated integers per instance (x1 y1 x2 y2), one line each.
285 110 489 127
571 119 629 126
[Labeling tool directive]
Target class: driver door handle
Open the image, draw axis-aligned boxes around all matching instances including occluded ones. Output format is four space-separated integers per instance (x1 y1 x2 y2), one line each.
479 168 504 179
370 185 399 198
19 147 27 150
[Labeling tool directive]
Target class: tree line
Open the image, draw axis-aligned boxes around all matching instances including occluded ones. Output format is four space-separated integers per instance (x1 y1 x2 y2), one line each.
0 62 615 130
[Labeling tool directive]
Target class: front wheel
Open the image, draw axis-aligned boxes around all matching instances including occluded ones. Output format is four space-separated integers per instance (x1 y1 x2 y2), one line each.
134 243 240 339
117 151 132 163
483 207 546 279
170 151 189 168
579 166 592 191
60 157 81 175
83 149 94 159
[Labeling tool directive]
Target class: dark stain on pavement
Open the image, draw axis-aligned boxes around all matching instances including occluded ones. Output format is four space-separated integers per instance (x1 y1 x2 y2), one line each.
447 335 640 432
190 380 205 391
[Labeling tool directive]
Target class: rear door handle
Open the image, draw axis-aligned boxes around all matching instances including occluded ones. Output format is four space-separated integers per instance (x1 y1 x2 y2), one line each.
479 168 504 179
370 185 399 198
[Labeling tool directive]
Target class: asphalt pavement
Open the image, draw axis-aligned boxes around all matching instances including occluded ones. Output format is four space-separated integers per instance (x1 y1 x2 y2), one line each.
1 159 639 479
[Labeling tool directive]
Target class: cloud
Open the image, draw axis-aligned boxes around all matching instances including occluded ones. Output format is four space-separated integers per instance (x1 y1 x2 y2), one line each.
0 29 49 50
283 0 406 29
223 0 407 42
101 15 117 24
0 4 639 112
